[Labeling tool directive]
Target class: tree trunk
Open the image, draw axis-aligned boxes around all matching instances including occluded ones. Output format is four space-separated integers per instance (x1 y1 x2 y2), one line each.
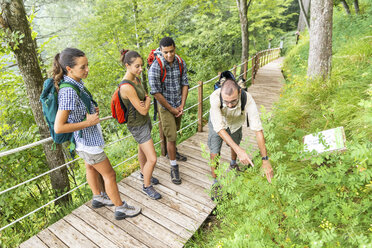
307 0 333 79
236 0 251 75
353 0 359 14
0 0 70 204
341 0 351 15
297 0 311 32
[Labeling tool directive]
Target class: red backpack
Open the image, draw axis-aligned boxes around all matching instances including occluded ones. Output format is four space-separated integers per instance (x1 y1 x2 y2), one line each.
147 48 183 82
111 80 134 124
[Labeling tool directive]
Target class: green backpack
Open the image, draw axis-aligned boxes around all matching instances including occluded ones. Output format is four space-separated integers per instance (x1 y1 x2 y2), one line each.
40 78 96 154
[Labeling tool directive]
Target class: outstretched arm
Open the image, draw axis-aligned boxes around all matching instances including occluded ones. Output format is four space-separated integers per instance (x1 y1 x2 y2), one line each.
217 129 255 167
255 130 274 183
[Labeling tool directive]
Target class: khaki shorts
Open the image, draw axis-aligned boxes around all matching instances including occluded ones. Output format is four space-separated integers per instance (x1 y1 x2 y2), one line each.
76 150 107 165
159 107 182 142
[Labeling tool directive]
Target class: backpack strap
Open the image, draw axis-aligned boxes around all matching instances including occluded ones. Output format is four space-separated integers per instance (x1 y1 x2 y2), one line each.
241 90 247 111
241 91 250 127
59 82 94 114
175 55 183 79
156 56 167 83
118 80 136 119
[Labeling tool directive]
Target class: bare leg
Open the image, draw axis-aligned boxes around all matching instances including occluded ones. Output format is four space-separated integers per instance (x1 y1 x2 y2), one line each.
138 144 146 172
91 158 122 206
139 139 157 187
98 174 105 193
85 163 101 195
167 141 177 161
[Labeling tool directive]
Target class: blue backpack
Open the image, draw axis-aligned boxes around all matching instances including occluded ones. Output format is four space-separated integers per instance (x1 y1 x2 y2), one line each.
40 78 96 147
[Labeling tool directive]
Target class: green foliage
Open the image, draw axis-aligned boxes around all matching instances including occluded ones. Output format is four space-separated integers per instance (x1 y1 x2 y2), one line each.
187 2 372 247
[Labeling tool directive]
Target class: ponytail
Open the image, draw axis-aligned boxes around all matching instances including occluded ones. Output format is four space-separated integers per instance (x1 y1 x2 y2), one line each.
52 53 63 91
50 48 85 91
119 49 142 66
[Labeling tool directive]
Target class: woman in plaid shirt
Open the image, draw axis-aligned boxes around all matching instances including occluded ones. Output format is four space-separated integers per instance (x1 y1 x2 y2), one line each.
54 48 141 220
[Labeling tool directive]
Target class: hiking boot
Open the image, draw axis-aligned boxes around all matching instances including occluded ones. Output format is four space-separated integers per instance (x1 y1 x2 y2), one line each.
140 172 159 185
142 185 162 200
170 165 182 185
92 192 114 208
227 163 242 172
115 202 141 220
176 151 187 161
210 182 222 201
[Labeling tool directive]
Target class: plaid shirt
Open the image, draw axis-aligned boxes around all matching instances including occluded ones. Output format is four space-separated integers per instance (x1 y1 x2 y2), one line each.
148 57 189 109
58 75 104 147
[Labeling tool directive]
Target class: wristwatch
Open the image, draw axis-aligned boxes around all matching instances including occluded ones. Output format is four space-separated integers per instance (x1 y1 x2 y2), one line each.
262 156 269 160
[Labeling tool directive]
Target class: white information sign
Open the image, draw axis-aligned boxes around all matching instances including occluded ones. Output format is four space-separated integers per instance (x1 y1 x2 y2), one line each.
303 127 346 154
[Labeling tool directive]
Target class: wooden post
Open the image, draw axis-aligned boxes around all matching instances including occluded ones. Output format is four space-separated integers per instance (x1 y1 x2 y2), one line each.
243 59 248 80
158 113 167 156
197 81 203 132
251 55 255 84
232 65 237 78
265 50 268 65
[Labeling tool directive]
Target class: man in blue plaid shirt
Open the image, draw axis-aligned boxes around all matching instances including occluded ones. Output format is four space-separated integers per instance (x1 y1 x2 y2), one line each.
148 37 189 185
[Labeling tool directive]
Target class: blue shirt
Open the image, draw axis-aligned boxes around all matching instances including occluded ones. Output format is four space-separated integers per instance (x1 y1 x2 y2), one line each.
148 56 189 109
58 75 104 147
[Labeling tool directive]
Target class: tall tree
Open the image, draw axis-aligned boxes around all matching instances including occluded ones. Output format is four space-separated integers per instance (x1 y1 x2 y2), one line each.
353 0 359 14
0 0 70 204
297 0 310 32
307 0 333 79
236 0 252 73
340 0 351 15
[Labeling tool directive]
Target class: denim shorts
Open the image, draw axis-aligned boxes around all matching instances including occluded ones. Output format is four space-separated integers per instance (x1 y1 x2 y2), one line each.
127 120 152 144
76 150 107 165
207 118 242 154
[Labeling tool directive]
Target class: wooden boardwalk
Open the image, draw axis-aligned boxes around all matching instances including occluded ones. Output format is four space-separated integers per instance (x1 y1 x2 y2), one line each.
19 57 284 248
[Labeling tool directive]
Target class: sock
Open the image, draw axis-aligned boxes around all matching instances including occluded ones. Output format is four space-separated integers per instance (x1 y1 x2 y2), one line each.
170 160 177 166
230 159 237 165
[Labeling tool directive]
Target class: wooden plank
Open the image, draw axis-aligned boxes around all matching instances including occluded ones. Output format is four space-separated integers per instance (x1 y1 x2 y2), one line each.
88 203 181 248
148 167 215 206
87 202 170 248
155 159 212 188
73 205 147 248
158 155 211 174
19 235 48 248
64 213 119 248
117 182 199 231
48 219 99 248
179 141 231 162
118 191 193 241
127 173 213 214
125 173 209 221
37 229 68 248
